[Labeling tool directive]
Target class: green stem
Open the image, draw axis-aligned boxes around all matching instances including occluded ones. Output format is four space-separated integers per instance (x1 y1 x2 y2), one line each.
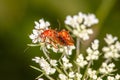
100 73 109 78
105 58 111 63
44 74 55 80
27 43 40 47
42 46 50 60
65 25 73 32
58 59 69 76
30 65 43 72
54 66 64 74
76 37 80 57
36 74 44 79
76 37 80 73
30 65 54 80
82 60 92 80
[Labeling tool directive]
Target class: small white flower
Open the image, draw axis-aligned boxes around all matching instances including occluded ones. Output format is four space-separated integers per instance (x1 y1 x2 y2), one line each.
76 73 82 80
115 41 120 51
50 59 57 66
73 30 79 36
91 39 99 50
77 12 84 23
97 77 102 80
84 14 99 27
69 72 75 78
107 76 115 80
64 46 75 55
59 74 67 80
51 47 58 53
29 29 41 43
86 47 93 54
86 39 100 61
35 19 50 29
62 56 73 69
49 68 56 74
32 57 40 63
115 74 120 79
62 56 69 63
46 44 51 49
59 48 64 52
99 62 115 74
65 15 78 28
38 78 44 80
102 47 110 52
76 54 88 68
77 26 93 40
87 68 97 79
104 34 118 45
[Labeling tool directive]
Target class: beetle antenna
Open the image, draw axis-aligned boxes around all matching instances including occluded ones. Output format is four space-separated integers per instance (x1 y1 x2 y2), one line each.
57 19 61 31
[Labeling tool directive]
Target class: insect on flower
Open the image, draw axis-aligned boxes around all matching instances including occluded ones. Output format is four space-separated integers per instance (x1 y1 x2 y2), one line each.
39 29 74 48
58 29 74 46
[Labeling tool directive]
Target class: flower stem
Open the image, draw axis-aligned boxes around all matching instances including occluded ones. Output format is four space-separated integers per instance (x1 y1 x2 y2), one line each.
58 60 69 76
44 74 55 80
42 47 50 60
54 66 64 74
30 65 54 80
36 74 44 79
82 60 92 80
30 65 43 72
76 37 80 72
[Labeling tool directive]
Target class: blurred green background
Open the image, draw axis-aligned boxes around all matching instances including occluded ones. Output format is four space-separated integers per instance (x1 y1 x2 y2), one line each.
0 0 120 80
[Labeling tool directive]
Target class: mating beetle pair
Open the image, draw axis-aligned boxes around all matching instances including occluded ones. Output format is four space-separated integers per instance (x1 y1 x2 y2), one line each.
40 29 74 48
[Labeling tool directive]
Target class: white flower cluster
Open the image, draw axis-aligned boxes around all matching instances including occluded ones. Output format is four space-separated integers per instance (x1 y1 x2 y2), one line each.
38 78 44 80
29 12 120 80
29 19 75 56
102 34 120 59
59 72 82 80
65 12 98 40
86 39 100 60
59 74 67 80
107 74 120 80
31 36 120 80
29 19 50 43
99 62 115 74
76 54 88 68
50 45 75 55
32 57 57 75
62 56 73 69
87 68 97 79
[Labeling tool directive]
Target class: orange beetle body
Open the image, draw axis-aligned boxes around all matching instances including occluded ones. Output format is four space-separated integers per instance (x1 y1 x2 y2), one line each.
40 29 74 47
40 29 58 41
58 30 74 46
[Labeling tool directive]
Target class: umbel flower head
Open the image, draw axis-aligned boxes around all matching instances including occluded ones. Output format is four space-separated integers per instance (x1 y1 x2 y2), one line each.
65 12 98 40
29 19 50 43
102 34 120 60
29 18 75 57
29 12 120 80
